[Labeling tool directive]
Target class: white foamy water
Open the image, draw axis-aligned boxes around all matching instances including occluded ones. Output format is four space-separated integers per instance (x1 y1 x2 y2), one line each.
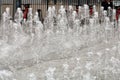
0 5 120 80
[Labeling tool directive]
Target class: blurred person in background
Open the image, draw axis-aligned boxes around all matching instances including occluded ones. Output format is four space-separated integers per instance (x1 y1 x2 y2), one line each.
16 0 21 8
0 0 1 18
102 0 113 10
23 4 30 19
54 0 57 4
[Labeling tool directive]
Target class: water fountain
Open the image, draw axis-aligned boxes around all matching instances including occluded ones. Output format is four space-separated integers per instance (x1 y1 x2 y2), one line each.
28 73 37 80
45 67 56 80
14 8 23 23
0 70 16 80
0 4 120 80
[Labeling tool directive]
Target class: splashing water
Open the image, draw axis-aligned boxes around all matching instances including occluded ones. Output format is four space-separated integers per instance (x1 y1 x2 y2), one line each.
0 4 120 80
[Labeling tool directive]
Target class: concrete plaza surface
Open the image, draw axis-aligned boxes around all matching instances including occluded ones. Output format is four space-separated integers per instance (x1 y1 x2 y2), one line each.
0 40 119 80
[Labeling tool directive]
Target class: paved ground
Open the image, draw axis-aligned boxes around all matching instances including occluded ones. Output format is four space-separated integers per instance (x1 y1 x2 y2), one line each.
12 42 119 80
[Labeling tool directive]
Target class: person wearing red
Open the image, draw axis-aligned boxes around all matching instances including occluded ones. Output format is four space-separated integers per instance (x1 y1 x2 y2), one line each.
23 4 29 19
116 7 120 21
